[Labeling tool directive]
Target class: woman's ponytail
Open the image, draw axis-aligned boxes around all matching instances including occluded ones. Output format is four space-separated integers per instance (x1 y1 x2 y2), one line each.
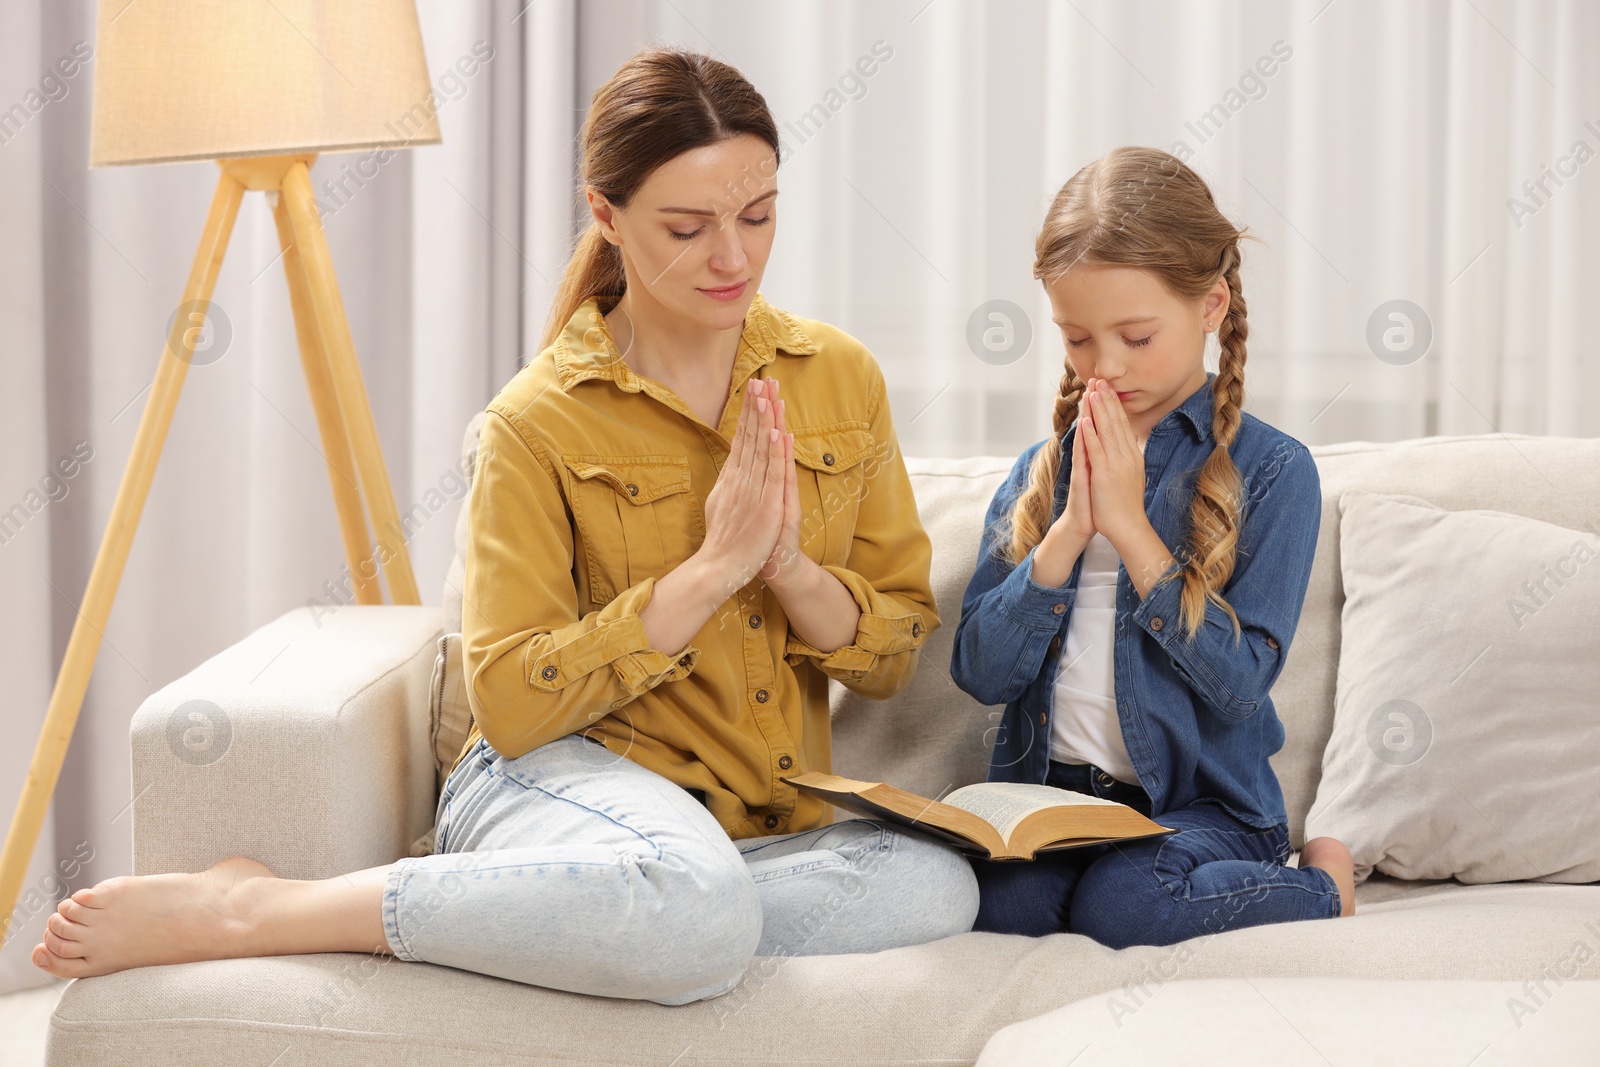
538 224 627 354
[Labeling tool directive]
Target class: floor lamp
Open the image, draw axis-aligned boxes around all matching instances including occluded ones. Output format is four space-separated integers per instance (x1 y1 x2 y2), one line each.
0 0 441 943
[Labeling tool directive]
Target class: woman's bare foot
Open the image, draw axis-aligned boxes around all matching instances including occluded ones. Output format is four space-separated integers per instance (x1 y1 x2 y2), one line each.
1299 837 1356 917
31 856 280 979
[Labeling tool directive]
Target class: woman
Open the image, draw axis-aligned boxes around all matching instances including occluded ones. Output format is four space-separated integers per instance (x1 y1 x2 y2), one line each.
32 47 978 1006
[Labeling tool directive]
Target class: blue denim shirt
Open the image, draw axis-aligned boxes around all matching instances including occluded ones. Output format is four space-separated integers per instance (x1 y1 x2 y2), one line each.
949 373 1321 830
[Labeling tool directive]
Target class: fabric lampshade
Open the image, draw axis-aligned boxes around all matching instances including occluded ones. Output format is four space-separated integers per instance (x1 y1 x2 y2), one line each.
89 0 442 167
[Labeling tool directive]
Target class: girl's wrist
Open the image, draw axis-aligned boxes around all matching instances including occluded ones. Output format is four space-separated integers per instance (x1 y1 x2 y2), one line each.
1033 523 1089 587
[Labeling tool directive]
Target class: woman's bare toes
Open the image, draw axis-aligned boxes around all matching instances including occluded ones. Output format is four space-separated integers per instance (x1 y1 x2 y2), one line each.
43 912 89 957
32 943 85 979
29 855 279 978
33 898 92 976
1300 836 1356 917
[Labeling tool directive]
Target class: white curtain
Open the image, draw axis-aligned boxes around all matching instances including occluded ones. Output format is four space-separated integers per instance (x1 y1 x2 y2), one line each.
4 0 1596 996
576 0 1600 452
0 0 578 993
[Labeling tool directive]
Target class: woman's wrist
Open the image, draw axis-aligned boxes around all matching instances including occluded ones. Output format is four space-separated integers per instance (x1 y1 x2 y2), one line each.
763 553 862 654
639 550 746 656
757 543 811 595
684 548 753 610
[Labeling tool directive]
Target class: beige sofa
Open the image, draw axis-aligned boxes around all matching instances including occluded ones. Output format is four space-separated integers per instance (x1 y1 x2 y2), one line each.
45 424 1600 1066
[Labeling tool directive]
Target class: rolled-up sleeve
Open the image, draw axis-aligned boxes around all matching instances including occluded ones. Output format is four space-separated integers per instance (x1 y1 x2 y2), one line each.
782 366 938 699
1129 442 1321 725
461 407 700 760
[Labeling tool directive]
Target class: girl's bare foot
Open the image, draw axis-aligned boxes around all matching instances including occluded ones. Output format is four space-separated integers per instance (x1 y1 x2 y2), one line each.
1299 836 1356 917
31 856 279 979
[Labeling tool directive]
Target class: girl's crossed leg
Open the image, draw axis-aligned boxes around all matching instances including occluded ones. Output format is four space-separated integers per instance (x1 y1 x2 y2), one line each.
969 760 1347 947
1066 800 1343 949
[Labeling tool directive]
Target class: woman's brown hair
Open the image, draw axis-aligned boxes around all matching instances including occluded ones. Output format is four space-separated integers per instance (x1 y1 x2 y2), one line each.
1001 146 1264 644
537 48 780 353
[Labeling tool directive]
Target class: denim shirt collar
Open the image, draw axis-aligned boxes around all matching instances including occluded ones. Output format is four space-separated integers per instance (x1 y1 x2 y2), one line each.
1164 371 1217 444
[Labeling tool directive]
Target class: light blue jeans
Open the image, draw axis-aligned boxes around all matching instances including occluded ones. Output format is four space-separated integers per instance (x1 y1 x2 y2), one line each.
381 732 980 1005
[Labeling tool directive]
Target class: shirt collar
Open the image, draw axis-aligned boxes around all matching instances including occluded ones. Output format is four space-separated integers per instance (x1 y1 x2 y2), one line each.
551 289 819 392
1163 371 1216 444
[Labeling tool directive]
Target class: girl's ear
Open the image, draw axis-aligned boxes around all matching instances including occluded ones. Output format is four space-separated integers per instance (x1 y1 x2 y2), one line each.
1202 275 1230 327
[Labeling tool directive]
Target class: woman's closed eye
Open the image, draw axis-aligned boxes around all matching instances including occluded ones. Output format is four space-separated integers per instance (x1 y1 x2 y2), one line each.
669 214 774 241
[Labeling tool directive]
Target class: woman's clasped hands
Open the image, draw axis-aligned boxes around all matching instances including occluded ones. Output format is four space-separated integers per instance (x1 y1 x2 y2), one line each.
700 376 802 592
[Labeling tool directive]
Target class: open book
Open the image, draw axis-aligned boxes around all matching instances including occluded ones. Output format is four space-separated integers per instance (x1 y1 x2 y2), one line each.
781 771 1178 861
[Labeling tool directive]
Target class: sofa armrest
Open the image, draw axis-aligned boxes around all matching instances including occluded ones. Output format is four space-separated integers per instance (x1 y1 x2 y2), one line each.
129 605 443 880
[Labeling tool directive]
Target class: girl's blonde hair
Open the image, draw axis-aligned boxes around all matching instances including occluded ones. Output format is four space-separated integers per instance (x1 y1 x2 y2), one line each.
538 48 780 354
1002 146 1263 644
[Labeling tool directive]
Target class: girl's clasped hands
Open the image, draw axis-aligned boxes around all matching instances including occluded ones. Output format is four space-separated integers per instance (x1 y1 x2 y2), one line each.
1059 377 1150 548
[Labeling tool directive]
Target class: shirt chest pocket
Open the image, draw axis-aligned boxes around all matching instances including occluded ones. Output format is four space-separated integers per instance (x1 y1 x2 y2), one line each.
560 453 701 607
790 425 878 568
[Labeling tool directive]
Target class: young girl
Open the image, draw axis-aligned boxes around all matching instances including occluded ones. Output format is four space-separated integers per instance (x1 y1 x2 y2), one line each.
32 47 978 1003
949 147 1355 948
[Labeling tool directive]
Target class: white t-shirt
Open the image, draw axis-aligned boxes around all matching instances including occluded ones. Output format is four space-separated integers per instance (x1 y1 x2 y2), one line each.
1047 432 1145 785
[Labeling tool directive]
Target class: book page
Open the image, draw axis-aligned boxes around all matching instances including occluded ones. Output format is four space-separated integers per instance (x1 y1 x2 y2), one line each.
943 782 1121 842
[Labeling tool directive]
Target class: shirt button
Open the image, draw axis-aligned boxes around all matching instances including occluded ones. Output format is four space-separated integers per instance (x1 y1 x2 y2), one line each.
1038 712 1047 726
625 482 638 496
765 814 780 829
755 689 770 703
822 453 835 466
1266 636 1279 649
1051 603 1066 615
749 614 762 629
1151 617 1164 631
778 755 793 770
911 621 922 637
677 655 692 667
1048 636 1062 655
540 665 558 680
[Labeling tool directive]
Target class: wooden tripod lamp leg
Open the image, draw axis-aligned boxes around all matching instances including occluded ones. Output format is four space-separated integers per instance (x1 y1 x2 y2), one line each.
0 170 245 943
269 189 381 605
279 161 421 605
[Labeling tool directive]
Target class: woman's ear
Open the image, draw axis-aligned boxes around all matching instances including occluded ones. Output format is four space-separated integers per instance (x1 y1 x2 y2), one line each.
587 187 622 246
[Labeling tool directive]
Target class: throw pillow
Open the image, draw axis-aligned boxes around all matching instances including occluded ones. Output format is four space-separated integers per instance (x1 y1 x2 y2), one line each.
428 631 474 799
1303 490 1600 885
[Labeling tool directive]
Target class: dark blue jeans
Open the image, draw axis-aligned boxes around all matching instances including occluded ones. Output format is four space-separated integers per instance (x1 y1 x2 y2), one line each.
969 758 1342 948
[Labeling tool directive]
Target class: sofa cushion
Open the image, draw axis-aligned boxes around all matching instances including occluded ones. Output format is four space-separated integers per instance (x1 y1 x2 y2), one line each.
1303 490 1600 885
829 456 1015 802
47 875 1600 1066
440 410 487 644
833 435 1600 851
976 976 1600 1065
1217 434 1600 848
437 423 1600 851
426 631 472 802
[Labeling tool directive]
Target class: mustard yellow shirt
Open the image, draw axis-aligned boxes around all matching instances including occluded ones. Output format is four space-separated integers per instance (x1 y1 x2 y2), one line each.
449 291 938 839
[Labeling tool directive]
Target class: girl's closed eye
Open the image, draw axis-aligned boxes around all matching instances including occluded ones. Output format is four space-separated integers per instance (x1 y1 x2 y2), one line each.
669 214 774 241
1065 334 1154 349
